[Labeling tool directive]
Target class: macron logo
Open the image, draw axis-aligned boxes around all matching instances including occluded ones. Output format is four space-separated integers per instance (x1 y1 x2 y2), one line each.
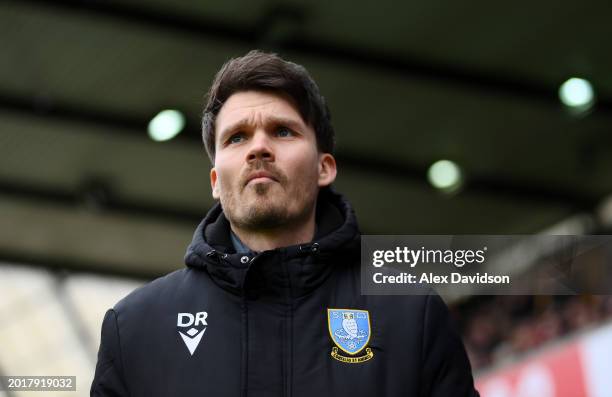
177 311 208 356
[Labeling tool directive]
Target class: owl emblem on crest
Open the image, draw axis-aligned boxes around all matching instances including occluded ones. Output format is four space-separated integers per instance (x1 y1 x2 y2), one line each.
327 308 374 363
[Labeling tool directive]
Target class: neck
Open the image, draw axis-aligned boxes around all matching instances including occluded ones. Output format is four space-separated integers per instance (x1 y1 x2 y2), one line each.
230 210 316 252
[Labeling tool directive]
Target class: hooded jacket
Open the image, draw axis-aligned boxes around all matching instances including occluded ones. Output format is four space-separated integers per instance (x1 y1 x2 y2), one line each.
91 189 479 397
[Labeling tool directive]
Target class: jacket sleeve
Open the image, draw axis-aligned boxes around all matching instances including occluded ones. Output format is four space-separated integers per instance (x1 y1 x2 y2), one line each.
420 293 480 397
90 309 130 397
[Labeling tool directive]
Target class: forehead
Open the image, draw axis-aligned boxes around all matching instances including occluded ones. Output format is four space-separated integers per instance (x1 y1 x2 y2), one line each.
215 90 306 132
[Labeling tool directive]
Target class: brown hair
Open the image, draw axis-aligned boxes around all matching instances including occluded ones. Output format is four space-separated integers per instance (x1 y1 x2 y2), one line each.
202 50 335 162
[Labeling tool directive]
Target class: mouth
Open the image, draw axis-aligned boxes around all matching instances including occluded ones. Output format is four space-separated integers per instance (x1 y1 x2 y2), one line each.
248 176 275 184
245 171 279 186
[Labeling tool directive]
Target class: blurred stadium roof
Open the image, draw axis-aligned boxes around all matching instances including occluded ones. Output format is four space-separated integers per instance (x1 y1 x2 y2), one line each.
1 0 611 277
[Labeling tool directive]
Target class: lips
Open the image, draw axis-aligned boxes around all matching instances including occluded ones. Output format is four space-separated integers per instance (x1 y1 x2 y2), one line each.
245 171 278 186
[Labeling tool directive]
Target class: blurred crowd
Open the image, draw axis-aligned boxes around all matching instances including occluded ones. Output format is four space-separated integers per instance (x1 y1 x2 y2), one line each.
454 295 612 370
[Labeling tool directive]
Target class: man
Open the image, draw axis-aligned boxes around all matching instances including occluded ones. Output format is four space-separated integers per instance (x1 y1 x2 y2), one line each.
91 50 479 397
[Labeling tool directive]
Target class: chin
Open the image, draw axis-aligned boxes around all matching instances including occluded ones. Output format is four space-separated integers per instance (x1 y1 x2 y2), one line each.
250 181 277 196
238 206 289 229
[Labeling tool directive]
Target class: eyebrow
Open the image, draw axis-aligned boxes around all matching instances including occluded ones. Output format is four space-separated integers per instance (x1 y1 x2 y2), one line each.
218 116 306 142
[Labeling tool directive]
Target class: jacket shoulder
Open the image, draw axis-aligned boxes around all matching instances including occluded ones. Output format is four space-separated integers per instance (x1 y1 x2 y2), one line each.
113 268 195 314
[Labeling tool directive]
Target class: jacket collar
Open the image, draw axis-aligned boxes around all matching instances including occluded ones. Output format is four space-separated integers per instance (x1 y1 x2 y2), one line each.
183 187 360 297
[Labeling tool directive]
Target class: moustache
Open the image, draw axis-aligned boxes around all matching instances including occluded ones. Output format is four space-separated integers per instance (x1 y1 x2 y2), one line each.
241 161 285 187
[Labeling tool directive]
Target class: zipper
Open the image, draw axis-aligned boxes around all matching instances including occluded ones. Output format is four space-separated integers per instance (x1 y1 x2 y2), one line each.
281 254 293 397
213 249 305 397
240 292 248 397
246 250 293 397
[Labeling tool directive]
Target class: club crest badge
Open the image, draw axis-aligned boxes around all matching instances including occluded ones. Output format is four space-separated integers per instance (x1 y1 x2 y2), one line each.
327 308 374 363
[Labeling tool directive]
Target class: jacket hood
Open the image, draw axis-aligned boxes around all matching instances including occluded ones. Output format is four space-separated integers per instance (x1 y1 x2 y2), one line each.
184 187 360 297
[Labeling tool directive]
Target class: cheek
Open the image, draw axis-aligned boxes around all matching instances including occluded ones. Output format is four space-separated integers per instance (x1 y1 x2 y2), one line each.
214 157 240 189
290 153 321 188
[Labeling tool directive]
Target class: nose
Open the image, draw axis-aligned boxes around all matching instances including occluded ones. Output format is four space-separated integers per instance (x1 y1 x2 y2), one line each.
246 130 274 163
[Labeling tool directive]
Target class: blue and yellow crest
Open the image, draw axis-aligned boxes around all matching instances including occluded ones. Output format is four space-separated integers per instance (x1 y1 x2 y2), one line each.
327 308 374 363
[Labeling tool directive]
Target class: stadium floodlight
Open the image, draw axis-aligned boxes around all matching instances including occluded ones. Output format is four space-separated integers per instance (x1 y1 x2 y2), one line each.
427 159 463 193
558 78 595 112
148 109 185 142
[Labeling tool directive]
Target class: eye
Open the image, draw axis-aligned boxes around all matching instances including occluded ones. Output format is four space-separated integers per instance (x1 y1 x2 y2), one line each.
276 127 294 137
227 132 245 145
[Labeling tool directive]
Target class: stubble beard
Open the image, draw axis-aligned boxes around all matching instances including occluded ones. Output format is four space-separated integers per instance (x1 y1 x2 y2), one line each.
222 179 316 232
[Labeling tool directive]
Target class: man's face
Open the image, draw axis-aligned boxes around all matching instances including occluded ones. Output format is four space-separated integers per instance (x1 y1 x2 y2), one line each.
210 90 336 231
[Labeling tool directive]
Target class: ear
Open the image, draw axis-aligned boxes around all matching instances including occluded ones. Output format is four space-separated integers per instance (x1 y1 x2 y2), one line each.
317 153 337 187
210 168 220 199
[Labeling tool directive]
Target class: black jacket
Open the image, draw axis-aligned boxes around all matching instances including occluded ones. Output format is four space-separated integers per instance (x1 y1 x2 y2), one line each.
91 189 479 397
